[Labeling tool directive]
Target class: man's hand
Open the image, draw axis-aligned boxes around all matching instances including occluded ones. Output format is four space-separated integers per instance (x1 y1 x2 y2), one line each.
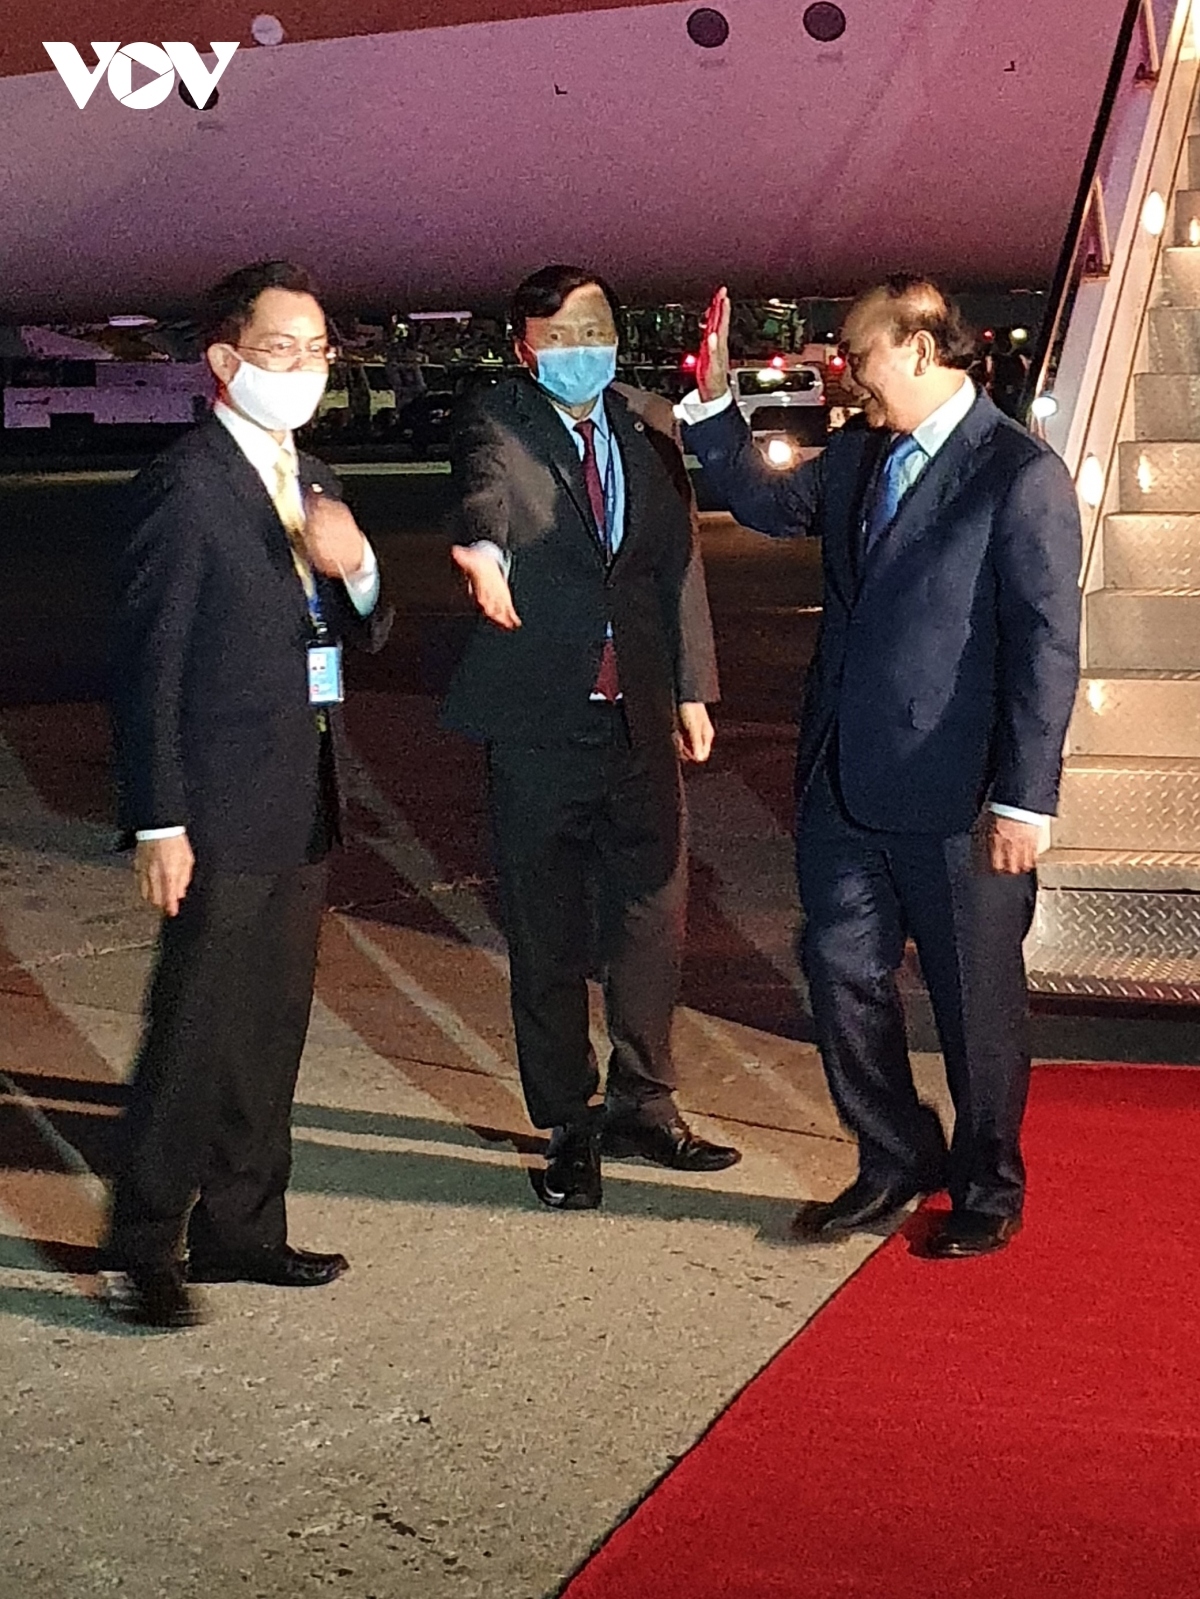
696 286 731 403
986 814 1043 875
676 702 715 764
301 488 368 577
135 834 195 917
451 544 521 630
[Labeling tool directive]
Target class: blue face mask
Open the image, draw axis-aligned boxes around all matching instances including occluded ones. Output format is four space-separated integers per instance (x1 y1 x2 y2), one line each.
531 343 618 407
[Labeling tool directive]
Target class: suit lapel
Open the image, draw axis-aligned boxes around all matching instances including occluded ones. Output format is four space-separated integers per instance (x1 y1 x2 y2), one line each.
511 377 605 563
602 390 646 573
200 417 311 623
859 392 999 588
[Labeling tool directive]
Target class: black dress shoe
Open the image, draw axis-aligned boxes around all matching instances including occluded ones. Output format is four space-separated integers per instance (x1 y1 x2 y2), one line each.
790 1175 926 1242
924 1210 1022 1259
603 1111 741 1172
104 1265 204 1330
188 1244 350 1287
540 1120 603 1210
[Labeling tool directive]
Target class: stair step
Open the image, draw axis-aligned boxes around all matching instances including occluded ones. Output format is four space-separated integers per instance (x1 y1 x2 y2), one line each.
1038 848 1200 889
1118 439 1200 512
1172 192 1200 246
1160 246 1200 307
1025 884 1200 1001
1068 673 1200 756
1056 756 1200 850
1189 133 1200 190
1135 372 1200 438
1103 514 1200 587
1145 306 1200 373
1086 589 1200 670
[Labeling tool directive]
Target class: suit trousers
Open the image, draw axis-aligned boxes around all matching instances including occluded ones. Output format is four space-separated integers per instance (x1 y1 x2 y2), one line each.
795 755 1036 1217
487 704 685 1130
107 858 328 1269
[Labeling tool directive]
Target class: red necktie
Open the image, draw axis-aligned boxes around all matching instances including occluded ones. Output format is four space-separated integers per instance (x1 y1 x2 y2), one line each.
575 418 620 701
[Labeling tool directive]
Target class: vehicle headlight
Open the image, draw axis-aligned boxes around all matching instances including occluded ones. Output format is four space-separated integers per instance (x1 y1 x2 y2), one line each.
765 437 797 469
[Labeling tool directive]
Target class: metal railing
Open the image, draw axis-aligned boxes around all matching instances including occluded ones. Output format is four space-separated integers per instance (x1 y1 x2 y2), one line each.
1023 0 1170 431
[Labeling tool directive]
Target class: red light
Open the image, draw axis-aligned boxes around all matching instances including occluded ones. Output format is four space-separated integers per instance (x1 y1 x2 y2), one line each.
982 328 995 342
828 354 846 374
770 354 785 368
681 352 698 369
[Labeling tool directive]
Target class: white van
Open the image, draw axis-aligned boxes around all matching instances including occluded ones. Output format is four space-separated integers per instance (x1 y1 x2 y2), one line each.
731 360 828 469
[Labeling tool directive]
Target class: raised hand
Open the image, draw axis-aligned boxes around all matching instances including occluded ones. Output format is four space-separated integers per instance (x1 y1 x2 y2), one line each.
696 286 731 403
451 544 521 630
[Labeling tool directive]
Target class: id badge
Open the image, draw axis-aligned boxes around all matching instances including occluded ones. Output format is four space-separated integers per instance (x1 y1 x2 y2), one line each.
307 642 344 706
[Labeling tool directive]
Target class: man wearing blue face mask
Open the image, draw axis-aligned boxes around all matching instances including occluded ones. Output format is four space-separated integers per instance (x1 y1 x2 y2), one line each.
444 264 739 1210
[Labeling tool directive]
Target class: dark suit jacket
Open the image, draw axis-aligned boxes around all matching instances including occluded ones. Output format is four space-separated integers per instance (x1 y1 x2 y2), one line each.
111 416 393 873
683 391 1081 834
441 375 719 749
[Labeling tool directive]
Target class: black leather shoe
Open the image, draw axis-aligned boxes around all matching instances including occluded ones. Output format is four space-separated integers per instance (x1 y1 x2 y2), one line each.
924 1210 1022 1258
790 1175 927 1242
105 1265 204 1329
603 1111 741 1172
540 1120 603 1210
188 1244 349 1286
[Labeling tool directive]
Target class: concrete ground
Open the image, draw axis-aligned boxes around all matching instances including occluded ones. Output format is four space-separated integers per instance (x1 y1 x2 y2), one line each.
1 473 1197 1599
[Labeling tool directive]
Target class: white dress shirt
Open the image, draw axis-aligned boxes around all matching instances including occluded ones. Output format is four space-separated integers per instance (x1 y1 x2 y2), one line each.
674 377 1047 834
136 402 379 842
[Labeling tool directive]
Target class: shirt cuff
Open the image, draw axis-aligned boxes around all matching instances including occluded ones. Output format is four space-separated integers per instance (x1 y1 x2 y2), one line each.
473 539 512 577
135 826 187 841
673 388 735 426
988 803 1050 828
342 539 380 615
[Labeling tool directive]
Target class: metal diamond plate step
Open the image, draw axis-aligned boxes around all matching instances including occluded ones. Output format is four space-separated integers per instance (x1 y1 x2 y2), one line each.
1104 514 1200 587
1067 674 1200 756
1038 848 1200 889
1135 372 1200 437
1055 756 1200 850
1025 885 1200 1002
1160 247 1200 307
1086 589 1200 670
1145 307 1200 374
1117 440 1200 513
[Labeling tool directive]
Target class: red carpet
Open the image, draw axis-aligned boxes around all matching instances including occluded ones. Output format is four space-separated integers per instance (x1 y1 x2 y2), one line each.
563 1066 1200 1599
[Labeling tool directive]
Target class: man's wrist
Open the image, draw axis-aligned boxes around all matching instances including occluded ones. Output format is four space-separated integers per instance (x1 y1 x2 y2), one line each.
674 388 735 426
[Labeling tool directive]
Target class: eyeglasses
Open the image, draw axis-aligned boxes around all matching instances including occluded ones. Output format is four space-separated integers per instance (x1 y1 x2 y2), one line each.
234 339 338 368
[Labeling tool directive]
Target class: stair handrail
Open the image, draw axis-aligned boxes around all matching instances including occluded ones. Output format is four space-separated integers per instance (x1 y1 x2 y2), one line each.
1023 0 1161 425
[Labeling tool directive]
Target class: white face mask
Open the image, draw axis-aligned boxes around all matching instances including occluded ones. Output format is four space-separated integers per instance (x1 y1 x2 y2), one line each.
225 357 327 432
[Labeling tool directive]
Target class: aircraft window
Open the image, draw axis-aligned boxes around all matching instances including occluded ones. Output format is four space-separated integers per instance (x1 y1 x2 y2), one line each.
803 4 846 43
687 9 729 49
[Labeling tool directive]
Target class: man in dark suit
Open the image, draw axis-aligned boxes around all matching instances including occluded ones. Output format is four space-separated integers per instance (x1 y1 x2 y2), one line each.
445 264 739 1210
105 261 392 1327
678 278 1081 1257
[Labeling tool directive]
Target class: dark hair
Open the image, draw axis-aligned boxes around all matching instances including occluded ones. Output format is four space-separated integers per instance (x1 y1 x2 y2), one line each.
201 260 321 349
509 264 622 340
872 273 977 370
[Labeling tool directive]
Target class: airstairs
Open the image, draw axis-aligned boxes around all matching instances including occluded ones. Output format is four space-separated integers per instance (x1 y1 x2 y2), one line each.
1024 0 1200 999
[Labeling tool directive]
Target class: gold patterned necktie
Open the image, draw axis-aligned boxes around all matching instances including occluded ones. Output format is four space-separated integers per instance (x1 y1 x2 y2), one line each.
271 447 316 601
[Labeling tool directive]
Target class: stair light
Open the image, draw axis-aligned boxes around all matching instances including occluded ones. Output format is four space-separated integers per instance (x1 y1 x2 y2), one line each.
1136 453 1154 494
1085 680 1108 714
1189 217 1200 246
1030 392 1058 420
1142 191 1167 236
1079 454 1106 507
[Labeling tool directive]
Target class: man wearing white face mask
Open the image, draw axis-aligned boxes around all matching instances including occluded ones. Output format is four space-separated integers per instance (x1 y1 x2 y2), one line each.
444 264 738 1211
104 261 392 1328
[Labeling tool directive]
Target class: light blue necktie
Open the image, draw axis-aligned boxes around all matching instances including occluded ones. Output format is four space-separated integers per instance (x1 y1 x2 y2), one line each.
866 433 925 554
